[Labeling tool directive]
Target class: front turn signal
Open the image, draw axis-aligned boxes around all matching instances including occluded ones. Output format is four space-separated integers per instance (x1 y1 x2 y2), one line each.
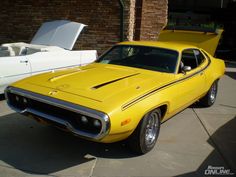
121 118 131 126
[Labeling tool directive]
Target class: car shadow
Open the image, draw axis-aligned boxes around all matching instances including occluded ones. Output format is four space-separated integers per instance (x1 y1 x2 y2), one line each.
189 102 206 109
175 116 236 177
0 113 135 174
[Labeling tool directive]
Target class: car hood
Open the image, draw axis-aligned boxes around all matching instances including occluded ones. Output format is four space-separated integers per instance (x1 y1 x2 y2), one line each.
31 20 86 50
158 28 223 56
13 63 175 110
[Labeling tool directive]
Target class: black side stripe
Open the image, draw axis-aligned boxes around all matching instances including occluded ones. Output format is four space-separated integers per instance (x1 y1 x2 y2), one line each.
122 58 211 110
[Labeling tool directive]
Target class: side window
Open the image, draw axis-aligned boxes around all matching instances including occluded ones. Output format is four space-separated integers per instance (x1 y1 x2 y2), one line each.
193 49 205 65
181 49 198 70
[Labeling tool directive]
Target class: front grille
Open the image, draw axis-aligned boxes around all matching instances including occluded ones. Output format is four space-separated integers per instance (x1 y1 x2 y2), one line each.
5 87 110 139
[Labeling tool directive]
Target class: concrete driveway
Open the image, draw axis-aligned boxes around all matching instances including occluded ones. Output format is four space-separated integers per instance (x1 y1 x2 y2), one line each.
0 63 235 177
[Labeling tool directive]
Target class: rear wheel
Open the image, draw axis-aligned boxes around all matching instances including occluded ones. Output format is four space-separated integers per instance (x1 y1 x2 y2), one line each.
128 108 161 154
200 80 218 107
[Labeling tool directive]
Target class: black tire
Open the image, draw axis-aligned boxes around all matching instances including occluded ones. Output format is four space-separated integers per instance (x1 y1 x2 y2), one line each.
200 80 218 107
127 108 161 154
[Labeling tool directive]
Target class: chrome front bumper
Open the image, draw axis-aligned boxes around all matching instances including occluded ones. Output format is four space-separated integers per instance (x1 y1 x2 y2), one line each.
5 86 110 140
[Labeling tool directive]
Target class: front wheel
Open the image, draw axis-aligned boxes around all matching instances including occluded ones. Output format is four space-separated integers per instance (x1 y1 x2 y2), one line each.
200 80 218 107
127 108 161 154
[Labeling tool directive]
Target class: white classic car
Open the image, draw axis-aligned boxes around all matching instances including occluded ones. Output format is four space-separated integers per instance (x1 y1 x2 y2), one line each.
0 20 97 94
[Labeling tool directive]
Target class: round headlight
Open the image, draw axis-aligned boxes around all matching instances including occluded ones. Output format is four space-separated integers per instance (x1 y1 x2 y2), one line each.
81 116 88 124
93 120 101 127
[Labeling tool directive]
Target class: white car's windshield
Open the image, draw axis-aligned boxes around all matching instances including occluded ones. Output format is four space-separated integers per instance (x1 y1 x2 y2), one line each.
97 45 179 73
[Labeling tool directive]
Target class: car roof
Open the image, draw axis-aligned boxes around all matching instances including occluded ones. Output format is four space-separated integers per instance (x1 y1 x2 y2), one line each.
118 41 198 52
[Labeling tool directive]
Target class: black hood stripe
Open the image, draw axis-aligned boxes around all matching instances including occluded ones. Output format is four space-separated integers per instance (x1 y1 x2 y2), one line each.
91 73 140 90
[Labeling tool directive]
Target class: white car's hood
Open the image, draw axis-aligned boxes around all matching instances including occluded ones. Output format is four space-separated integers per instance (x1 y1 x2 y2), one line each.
31 20 86 50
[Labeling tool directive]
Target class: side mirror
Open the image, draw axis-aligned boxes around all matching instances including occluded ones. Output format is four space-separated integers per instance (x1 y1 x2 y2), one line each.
182 66 191 74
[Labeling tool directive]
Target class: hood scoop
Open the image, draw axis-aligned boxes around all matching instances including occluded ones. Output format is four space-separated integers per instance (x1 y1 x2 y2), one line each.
91 73 140 90
48 67 94 82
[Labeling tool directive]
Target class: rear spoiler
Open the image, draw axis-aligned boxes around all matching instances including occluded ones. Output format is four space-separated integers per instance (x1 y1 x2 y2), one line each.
159 27 223 56
165 26 222 34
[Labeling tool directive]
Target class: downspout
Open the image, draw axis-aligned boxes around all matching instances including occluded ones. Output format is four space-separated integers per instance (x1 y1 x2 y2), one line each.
118 0 125 41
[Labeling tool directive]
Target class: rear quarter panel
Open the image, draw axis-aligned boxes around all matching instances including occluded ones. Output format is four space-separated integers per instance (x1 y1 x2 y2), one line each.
203 55 225 92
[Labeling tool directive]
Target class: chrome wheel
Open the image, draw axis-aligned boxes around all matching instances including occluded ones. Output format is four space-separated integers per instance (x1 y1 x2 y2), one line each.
145 111 159 146
127 108 161 154
199 80 218 107
210 82 217 103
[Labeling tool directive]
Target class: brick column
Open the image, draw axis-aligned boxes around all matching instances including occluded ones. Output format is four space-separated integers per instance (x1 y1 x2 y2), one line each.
134 0 168 40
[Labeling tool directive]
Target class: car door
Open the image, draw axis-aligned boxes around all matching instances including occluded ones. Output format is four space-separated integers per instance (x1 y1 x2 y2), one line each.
0 56 31 92
172 49 206 110
27 51 82 75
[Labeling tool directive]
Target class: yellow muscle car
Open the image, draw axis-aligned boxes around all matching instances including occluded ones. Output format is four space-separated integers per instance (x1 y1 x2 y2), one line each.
5 29 225 154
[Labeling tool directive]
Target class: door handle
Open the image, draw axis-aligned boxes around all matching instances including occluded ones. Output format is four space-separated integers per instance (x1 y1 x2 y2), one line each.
20 60 28 63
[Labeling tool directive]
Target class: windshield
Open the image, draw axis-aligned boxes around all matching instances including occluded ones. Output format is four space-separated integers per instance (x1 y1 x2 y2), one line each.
97 45 179 73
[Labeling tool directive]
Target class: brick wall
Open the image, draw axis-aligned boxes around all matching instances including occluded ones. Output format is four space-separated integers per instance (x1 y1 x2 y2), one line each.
0 0 167 54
